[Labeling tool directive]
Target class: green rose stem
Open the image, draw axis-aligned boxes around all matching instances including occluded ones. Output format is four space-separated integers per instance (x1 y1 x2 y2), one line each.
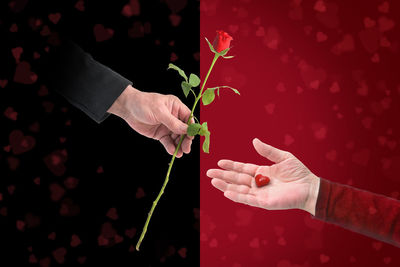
136 53 220 251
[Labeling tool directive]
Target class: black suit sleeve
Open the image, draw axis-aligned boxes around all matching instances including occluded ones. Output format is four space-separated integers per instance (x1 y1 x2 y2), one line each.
10 0 133 124
45 39 132 123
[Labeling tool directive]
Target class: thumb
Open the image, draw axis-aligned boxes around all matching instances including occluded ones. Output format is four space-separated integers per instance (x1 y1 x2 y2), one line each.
158 111 188 135
252 138 291 163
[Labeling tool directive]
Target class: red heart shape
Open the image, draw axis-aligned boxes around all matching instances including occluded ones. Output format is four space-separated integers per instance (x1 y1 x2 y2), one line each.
363 17 376 28
121 0 140 17
14 61 37 84
378 1 389 13
4 107 18 120
93 24 114 42
125 227 137 239
106 207 119 220
59 198 80 216
44 150 68 176
169 14 181 27
320 254 330 263
48 12 61 24
75 0 85 11
70 234 81 247
314 0 327 12
0 79 8 88
300 64 327 90
52 247 67 264
9 130 36 155
255 174 270 187
166 0 187 13
49 183 65 202
121 4 133 17
178 247 187 258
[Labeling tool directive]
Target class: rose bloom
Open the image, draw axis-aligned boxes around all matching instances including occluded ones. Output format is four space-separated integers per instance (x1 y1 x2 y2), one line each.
212 30 233 52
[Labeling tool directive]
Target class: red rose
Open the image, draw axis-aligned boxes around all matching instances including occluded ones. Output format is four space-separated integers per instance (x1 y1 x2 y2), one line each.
212 30 233 53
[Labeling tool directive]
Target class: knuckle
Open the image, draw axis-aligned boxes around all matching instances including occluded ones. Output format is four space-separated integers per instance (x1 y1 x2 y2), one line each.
285 152 294 158
169 94 179 102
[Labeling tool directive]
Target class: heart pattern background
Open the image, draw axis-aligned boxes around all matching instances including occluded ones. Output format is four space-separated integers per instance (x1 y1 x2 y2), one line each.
201 0 400 266
1 0 199 265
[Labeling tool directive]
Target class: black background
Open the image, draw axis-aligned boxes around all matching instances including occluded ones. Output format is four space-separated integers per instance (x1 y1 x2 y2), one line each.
0 0 199 266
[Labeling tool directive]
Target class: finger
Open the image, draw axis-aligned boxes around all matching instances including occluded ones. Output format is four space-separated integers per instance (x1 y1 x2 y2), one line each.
211 178 251 194
176 98 192 123
224 191 259 207
176 132 194 141
253 138 291 163
206 169 252 187
176 148 183 158
172 133 193 145
181 137 192 154
173 136 185 157
217 160 259 176
172 136 183 158
173 135 181 146
158 111 188 135
171 133 179 141
159 135 176 156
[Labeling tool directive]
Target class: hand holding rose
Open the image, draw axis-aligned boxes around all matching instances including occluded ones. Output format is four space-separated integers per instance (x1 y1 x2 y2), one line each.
108 85 194 158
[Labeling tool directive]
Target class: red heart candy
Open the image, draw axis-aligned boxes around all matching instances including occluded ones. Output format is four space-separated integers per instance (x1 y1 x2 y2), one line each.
255 174 270 187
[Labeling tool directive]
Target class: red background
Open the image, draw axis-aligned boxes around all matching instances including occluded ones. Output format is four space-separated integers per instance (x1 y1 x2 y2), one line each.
200 0 400 266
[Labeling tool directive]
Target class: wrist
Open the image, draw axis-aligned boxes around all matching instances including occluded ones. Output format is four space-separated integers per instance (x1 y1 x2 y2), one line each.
108 84 141 120
303 174 320 216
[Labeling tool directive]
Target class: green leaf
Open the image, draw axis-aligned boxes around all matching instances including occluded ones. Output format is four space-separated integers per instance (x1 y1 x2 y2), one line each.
202 86 240 103
198 122 210 153
168 63 188 82
202 133 210 153
189 73 201 87
181 81 192 98
222 55 235 59
199 122 208 136
214 86 240 95
205 37 217 54
221 86 240 95
202 88 216 105
192 115 200 124
202 131 210 153
218 47 230 56
187 123 202 136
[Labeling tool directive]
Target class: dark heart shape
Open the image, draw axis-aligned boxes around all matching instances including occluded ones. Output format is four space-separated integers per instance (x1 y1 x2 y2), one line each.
14 61 37 84
9 130 36 155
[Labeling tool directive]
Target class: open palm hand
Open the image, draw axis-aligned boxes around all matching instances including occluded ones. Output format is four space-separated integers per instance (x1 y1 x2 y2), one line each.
206 138 320 214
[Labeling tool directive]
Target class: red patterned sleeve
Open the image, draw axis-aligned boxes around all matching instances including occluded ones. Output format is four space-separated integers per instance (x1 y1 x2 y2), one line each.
313 178 400 247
